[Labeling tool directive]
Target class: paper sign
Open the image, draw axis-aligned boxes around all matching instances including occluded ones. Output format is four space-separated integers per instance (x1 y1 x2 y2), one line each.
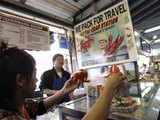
74 0 137 68
0 13 49 50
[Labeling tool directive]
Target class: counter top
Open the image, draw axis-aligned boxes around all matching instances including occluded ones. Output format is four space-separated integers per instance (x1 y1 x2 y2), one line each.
58 82 160 120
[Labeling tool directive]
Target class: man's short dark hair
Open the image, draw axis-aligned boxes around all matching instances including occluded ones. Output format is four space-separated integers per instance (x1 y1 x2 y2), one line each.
52 54 63 62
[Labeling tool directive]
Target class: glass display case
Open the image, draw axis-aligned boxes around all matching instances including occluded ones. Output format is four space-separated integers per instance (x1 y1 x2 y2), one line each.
58 82 160 120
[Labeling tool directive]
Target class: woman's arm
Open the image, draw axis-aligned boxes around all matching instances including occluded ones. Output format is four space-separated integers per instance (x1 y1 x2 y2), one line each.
43 78 80 109
43 88 59 95
43 89 65 108
82 86 114 120
82 72 124 120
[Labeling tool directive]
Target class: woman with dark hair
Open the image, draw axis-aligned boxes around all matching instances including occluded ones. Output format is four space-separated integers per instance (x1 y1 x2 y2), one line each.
0 42 125 120
0 42 80 119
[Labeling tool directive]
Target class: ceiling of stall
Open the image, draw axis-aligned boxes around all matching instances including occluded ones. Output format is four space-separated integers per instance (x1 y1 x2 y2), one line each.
0 0 160 49
25 0 94 22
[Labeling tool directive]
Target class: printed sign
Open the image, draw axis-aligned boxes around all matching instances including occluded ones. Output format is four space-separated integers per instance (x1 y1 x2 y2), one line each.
59 34 68 49
0 12 49 50
74 0 137 68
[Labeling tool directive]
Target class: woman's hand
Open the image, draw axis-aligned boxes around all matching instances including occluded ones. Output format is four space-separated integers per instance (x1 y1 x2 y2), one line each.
62 78 80 95
104 72 125 93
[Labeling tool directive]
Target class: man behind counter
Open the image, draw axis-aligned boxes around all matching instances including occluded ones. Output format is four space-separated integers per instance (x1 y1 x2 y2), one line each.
39 54 71 104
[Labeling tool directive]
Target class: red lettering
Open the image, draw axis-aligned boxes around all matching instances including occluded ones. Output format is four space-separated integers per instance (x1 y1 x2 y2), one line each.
100 17 118 29
91 25 100 32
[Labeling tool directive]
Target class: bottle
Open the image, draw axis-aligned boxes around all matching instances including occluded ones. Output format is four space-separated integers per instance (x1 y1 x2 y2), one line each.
154 62 159 71
158 63 160 71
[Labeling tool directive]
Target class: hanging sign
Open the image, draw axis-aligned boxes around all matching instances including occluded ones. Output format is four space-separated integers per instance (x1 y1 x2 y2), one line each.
0 12 49 50
74 0 137 68
59 34 68 49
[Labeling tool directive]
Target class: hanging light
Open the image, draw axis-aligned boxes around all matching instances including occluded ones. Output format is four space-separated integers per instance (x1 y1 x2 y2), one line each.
144 25 160 33
134 31 139 36
153 35 158 40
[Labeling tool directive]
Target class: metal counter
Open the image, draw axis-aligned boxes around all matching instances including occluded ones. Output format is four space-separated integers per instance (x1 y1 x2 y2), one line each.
58 82 160 120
